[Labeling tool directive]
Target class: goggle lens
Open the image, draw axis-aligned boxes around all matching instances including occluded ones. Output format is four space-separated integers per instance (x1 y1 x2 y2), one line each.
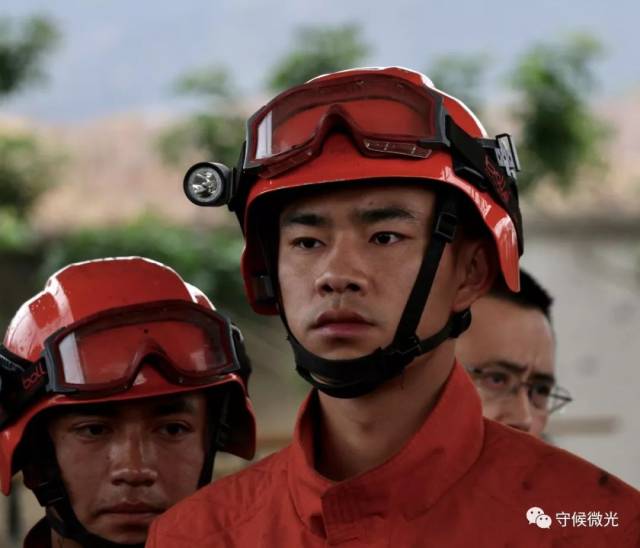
251 74 441 163
56 314 234 392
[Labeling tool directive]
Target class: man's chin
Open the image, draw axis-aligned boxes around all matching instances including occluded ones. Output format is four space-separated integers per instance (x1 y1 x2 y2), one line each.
96 528 148 545
306 345 377 361
300 335 383 361
89 514 158 545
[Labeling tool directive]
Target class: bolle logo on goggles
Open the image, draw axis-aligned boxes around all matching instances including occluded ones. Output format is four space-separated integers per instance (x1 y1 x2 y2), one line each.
22 362 46 391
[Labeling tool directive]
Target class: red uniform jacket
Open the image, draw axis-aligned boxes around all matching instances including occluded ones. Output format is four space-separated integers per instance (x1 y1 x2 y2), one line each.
147 363 640 547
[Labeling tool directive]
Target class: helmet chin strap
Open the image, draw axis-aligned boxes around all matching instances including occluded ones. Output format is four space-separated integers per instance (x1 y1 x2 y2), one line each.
26 390 230 548
284 190 472 399
45 495 145 548
29 435 146 548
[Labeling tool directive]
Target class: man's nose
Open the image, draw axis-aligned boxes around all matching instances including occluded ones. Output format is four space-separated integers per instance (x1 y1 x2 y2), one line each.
314 237 369 296
502 386 534 434
110 432 158 487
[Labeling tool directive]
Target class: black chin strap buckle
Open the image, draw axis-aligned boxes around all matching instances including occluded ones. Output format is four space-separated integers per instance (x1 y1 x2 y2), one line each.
215 420 231 450
33 478 66 508
434 210 457 242
386 335 422 361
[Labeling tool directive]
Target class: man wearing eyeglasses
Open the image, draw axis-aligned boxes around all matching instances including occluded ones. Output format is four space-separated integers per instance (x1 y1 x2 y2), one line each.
457 269 571 437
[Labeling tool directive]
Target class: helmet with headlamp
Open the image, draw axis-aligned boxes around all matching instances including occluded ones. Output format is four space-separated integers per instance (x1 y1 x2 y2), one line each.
183 66 524 399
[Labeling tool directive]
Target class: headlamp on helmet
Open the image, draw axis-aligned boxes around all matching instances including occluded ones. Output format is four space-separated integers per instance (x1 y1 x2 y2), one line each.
180 67 525 399
184 162 234 207
182 70 523 253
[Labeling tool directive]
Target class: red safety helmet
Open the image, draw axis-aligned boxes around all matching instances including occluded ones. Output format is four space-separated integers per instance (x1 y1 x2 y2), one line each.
232 67 522 314
0 257 256 496
182 66 524 399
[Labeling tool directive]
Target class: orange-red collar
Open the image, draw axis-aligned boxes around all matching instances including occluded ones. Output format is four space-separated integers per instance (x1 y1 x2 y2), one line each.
287 361 485 542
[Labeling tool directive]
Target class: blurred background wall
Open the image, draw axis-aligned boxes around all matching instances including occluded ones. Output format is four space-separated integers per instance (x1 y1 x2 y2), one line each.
1 0 639 544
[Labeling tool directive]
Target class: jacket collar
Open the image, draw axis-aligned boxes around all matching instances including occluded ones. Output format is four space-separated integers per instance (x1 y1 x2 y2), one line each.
23 518 52 548
287 361 485 541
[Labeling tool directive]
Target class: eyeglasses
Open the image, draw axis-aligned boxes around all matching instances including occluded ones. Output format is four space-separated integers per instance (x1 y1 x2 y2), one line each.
465 365 573 414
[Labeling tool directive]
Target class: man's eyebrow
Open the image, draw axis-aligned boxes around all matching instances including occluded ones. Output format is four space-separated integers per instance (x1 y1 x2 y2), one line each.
354 206 419 224
476 360 528 375
60 403 118 418
475 361 556 384
280 211 330 228
152 398 196 416
529 372 556 385
55 398 198 419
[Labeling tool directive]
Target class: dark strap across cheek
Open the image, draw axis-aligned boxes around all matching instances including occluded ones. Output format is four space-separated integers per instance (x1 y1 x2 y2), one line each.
292 310 470 398
392 193 458 345
284 191 472 399
24 429 145 548
197 387 233 487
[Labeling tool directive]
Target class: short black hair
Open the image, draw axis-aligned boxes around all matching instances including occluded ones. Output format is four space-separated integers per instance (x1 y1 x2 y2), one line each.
489 268 553 321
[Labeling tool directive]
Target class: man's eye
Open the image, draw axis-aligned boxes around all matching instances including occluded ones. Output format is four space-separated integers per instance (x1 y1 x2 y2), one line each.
483 372 510 388
75 424 109 438
159 422 191 437
292 237 322 249
532 383 552 397
371 232 402 245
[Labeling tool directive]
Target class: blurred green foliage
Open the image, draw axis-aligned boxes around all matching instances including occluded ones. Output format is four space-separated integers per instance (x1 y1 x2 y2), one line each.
38 215 247 311
268 23 368 91
158 112 245 168
173 66 236 99
0 23 617 331
0 208 36 253
158 23 369 167
0 133 61 216
0 14 62 270
427 53 488 115
0 15 60 96
509 33 608 193
157 66 245 167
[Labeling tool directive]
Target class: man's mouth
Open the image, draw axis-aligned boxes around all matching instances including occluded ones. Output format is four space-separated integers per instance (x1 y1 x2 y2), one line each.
312 309 374 337
99 501 165 516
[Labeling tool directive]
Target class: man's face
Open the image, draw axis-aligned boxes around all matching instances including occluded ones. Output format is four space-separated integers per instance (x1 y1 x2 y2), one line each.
48 392 208 544
456 296 555 437
278 184 463 361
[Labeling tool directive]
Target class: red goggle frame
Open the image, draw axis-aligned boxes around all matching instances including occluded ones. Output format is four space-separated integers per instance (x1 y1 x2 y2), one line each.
0 300 245 428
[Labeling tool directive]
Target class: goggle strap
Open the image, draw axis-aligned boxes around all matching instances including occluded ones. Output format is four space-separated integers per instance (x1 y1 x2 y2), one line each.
447 121 524 254
229 141 249 217
0 346 49 428
446 122 496 191
0 344 30 372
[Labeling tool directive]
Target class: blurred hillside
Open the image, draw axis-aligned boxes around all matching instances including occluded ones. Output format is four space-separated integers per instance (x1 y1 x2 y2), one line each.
0 114 228 231
5 89 637 480
0 89 637 234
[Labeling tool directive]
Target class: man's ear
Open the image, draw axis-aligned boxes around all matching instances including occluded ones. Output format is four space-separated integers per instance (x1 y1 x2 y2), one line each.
452 238 497 312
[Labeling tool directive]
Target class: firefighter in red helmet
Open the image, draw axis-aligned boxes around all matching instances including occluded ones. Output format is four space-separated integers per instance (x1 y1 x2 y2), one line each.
149 67 640 546
0 257 255 547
